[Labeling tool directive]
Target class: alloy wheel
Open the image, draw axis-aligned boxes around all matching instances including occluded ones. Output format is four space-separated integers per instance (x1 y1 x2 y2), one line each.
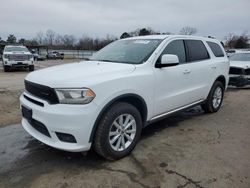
109 114 137 151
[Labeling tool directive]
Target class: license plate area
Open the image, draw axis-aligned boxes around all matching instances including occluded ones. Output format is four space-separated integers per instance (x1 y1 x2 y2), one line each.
22 105 32 121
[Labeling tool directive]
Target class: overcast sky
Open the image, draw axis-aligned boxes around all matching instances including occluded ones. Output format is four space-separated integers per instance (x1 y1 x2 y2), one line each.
1 0 250 40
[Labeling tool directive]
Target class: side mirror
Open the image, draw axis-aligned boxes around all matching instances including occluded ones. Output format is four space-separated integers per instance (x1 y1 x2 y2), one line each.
156 54 179 68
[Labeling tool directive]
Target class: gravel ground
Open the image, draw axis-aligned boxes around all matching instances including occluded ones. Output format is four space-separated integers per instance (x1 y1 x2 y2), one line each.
0 59 81 127
0 60 250 188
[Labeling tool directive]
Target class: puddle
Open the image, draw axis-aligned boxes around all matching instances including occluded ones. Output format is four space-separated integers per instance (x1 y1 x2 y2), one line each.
0 124 32 173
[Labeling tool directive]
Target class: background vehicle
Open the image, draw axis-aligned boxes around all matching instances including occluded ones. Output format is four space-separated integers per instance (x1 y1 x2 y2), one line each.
229 52 250 87
31 50 46 61
46 51 64 60
2 45 34 72
20 35 229 160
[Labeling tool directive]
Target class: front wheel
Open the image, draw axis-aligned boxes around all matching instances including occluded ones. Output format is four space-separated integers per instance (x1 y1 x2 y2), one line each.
3 65 11 72
201 81 224 113
94 102 142 160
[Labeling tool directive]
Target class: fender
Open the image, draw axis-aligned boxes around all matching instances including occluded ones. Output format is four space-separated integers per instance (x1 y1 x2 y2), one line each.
88 93 148 143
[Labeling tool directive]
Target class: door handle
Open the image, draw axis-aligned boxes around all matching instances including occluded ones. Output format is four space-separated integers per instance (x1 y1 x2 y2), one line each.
183 70 191 74
211 66 217 69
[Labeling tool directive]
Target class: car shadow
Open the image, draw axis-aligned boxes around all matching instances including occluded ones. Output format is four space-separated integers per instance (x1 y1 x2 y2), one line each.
21 106 204 164
227 87 250 91
5 67 32 72
0 106 206 186
141 106 204 139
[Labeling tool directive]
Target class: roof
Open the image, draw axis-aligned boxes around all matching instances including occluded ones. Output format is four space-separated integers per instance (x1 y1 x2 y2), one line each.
123 35 170 40
4 45 26 47
122 35 221 43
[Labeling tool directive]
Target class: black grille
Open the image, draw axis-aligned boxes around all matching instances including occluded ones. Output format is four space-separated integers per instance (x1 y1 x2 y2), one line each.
229 67 244 75
25 80 59 104
30 119 51 137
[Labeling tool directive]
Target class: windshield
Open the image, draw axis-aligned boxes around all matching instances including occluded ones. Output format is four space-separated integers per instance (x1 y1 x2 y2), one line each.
90 39 163 64
230 53 250 61
4 46 29 52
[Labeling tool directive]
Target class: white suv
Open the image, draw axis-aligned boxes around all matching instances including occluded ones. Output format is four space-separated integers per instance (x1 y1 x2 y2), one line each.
2 45 34 72
20 35 229 160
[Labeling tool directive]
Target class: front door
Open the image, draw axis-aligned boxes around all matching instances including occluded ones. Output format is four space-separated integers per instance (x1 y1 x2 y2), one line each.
154 39 195 117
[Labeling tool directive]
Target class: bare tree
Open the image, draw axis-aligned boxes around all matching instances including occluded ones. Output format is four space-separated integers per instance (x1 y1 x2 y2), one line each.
77 36 95 50
61 34 76 47
76 35 116 51
225 33 249 48
45 29 56 46
179 26 197 35
54 34 63 46
36 31 44 45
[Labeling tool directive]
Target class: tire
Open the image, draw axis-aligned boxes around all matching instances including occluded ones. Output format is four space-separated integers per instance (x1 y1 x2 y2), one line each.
29 65 34 71
201 81 224 113
94 102 142 160
3 65 10 72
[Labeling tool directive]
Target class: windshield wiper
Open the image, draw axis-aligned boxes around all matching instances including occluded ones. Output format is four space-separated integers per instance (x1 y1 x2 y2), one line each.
97 59 114 62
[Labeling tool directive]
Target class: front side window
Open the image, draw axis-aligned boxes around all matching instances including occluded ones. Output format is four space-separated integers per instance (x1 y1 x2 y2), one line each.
185 40 210 62
91 39 163 64
160 40 186 63
207 41 225 57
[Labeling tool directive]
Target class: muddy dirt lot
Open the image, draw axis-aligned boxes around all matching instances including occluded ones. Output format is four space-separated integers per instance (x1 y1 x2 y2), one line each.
0 59 81 127
0 60 250 188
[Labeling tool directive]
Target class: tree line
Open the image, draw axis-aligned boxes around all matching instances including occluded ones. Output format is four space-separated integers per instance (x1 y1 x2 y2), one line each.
0 27 249 50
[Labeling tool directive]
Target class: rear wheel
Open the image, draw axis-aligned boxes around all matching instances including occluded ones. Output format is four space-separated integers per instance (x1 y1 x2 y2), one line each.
201 81 224 113
29 65 34 71
94 102 142 160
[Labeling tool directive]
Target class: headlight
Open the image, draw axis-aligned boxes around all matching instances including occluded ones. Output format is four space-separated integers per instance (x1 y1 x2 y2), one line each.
4 54 9 59
55 88 95 104
28 55 33 60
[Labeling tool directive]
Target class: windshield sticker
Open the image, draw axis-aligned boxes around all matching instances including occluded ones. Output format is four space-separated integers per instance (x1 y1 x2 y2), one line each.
134 40 151 44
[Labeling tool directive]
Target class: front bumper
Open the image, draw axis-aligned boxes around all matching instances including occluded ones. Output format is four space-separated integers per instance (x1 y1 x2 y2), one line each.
20 92 99 152
229 75 250 87
4 60 33 67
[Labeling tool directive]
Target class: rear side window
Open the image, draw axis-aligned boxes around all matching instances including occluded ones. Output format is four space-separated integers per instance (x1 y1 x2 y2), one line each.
160 40 186 63
207 41 225 57
185 40 210 62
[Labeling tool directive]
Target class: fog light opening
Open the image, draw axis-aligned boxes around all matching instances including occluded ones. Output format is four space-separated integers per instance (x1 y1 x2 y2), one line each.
56 132 77 143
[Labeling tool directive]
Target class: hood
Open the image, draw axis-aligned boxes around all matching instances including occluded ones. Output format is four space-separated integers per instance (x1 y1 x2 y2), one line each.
4 51 31 55
25 61 136 88
230 61 250 69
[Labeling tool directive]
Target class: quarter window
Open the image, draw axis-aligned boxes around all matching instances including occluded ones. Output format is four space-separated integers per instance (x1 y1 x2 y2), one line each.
185 40 210 62
160 40 186 63
207 41 225 57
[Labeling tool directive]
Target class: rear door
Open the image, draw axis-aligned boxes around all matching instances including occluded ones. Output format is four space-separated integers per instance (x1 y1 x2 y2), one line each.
183 39 214 100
